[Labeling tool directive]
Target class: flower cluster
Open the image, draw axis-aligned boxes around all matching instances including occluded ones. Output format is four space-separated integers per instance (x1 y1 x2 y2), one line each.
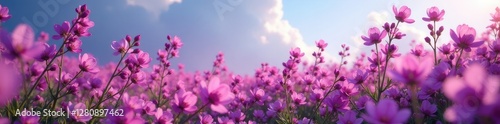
0 3 500 124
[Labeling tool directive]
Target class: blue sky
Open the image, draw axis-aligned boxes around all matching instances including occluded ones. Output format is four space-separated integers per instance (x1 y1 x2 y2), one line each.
1 0 498 74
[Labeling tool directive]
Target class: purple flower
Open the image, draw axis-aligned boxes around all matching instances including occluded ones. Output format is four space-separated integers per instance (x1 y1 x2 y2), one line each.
393 5 415 23
142 101 156 115
79 53 100 73
438 42 454 55
127 50 151 68
489 39 500 54
315 39 328 50
388 54 432 85
361 27 387 46
450 24 484 52
296 117 312 124
338 111 363 124
0 5 11 22
250 88 267 105
52 21 71 40
66 36 82 53
172 90 198 114
443 64 500 122
75 4 90 18
348 69 368 85
362 98 411 124
291 92 306 105
0 118 9 124
69 102 92 122
289 47 305 59
1 24 44 60
253 110 265 121
355 95 372 110
410 44 428 57
217 116 234 124
15 114 40 124
35 43 56 61
199 114 214 124
170 35 183 50
111 38 130 56
324 91 350 112
268 100 285 114
420 100 437 117
422 6 445 22
73 24 91 37
199 77 235 114
228 110 245 122
339 81 359 96
0 64 20 107
106 108 145 124
154 108 173 124
381 44 401 58
310 89 324 103
367 52 385 68
491 7 500 22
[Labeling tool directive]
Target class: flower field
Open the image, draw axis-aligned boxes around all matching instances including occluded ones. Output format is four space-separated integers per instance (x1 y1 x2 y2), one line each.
0 3 500 124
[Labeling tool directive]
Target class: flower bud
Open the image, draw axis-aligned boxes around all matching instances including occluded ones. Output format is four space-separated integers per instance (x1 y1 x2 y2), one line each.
134 35 141 41
425 37 431 43
125 35 132 42
339 76 346 81
427 24 433 30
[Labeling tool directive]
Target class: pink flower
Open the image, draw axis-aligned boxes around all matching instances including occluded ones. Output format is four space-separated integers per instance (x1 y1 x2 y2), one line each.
438 42 454 55
422 6 445 22
443 64 500 122
450 24 484 52
361 27 387 46
0 5 11 22
68 102 92 122
362 99 411 124
154 108 173 124
200 77 235 114
111 38 130 56
324 91 350 112
338 111 363 124
52 21 71 40
420 100 437 117
127 50 151 68
491 7 500 22
410 44 428 57
315 39 328 51
381 44 401 58
291 92 306 105
0 64 20 107
388 54 432 85
35 43 56 61
1 24 44 60
172 90 198 114
79 53 100 73
393 5 415 23
289 47 305 59
199 114 214 124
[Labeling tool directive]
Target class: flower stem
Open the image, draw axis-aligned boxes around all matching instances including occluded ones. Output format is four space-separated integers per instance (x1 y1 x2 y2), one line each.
179 103 209 124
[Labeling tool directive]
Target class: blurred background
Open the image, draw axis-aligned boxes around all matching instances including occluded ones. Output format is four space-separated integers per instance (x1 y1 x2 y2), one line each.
1 0 498 74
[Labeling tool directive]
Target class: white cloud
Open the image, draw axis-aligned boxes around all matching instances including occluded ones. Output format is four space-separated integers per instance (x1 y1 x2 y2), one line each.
126 0 182 19
255 0 337 63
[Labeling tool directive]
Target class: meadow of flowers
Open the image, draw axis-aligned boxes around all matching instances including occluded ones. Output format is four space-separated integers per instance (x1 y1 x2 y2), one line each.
0 3 499 124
